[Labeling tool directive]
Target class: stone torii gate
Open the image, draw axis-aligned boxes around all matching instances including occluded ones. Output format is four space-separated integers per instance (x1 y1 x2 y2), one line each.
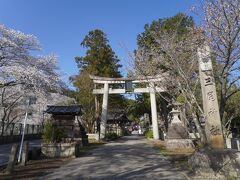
90 75 165 140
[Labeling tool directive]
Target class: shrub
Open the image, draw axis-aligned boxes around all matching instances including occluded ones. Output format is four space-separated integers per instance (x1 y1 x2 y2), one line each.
42 120 53 143
123 129 131 136
54 128 67 143
105 132 118 140
144 130 153 138
42 120 67 143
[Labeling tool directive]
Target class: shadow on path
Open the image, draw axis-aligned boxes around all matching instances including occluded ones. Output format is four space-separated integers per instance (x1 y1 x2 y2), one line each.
43 136 188 180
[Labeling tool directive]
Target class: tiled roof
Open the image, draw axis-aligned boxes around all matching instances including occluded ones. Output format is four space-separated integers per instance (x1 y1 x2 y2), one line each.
45 105 82 115
107 113 131 123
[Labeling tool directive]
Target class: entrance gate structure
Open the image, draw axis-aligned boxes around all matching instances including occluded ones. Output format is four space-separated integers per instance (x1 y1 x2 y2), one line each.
90 75 165 140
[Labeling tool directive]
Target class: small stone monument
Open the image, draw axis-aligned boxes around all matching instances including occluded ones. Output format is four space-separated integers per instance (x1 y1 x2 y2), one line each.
6 144 19 174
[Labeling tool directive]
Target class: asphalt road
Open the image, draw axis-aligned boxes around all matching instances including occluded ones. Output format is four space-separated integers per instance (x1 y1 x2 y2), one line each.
0 140 41 166
43 136 188 180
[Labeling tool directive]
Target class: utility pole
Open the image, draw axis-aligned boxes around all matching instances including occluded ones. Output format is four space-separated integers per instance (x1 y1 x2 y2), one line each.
18 96 37 162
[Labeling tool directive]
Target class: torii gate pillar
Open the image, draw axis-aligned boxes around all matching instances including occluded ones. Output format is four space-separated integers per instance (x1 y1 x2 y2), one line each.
150 83 160 140
100 83 109 139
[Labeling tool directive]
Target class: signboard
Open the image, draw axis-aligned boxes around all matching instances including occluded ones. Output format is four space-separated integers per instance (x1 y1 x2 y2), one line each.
125 81 133 92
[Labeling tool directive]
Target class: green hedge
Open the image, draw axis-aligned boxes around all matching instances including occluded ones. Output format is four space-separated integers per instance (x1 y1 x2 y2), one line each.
144 130 153 138
105 132 119 140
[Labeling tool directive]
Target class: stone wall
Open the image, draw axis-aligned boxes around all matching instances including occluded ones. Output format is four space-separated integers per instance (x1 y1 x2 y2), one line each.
41 142 81 158
87 133 99 141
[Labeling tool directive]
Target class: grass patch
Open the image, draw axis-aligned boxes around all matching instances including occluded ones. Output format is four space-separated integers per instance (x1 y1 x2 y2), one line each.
159 146 195 156
157 146 192 171
149 140 195 156
149 139 194 171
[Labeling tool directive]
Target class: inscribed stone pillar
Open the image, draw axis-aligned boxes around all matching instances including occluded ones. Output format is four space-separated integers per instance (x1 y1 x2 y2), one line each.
100 83 109 139
198 45 224 149
149 83 159 140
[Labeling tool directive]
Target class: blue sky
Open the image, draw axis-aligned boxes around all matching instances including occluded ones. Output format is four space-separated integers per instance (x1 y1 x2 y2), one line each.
0 0 198 86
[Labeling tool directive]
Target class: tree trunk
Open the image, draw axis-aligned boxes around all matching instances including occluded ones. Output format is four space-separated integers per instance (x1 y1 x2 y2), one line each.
219 78 227 136
1 124 3 136
192 113 207 144
1 108 7 136
161 98 168 132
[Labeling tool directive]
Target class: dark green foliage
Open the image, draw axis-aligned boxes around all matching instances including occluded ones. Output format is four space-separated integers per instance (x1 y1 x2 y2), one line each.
105 132 119 141
54 128 67 143
42 120 53 143
126 94 151 121
42 120 67 143
137 13 194 50
224 91 240 137
131 13 196 120
75 29 122 77
71 29 125 133
144 130 153 138
136 13 194 73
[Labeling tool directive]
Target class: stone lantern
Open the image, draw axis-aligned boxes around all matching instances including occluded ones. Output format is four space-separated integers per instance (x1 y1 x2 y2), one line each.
166 104 188 139
170 108 181 124
165 103 194 149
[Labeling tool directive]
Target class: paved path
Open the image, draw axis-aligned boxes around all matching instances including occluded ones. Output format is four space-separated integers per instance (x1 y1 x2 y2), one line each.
44 136 188 180
0 140 41 166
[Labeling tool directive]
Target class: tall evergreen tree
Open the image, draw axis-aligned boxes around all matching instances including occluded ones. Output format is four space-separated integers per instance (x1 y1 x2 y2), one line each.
75 29 122 77
137 13 194 51
71 29 123 132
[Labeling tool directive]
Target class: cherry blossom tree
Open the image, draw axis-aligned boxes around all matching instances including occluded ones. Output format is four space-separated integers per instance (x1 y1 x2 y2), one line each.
0 24 61 135
0 24 60 91
200 0 240 134
130 11 213 143
133 26 207 143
